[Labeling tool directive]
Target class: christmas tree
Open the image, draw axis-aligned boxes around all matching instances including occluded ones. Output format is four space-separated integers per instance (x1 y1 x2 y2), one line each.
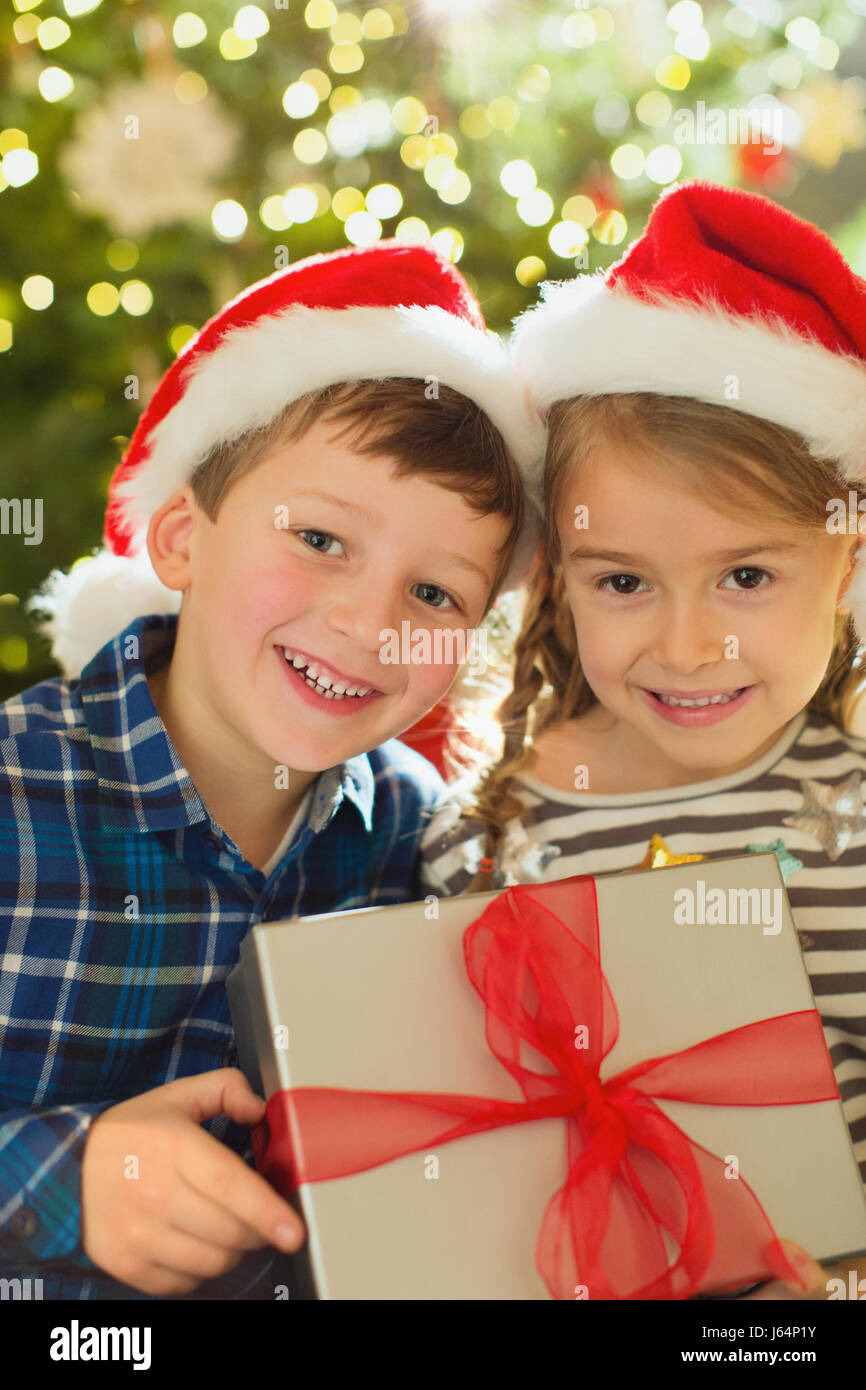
1 0 864 697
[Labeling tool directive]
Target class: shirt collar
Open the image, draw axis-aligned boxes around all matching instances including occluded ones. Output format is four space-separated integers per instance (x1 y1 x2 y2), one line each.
80 614 375 839
307 752 375 835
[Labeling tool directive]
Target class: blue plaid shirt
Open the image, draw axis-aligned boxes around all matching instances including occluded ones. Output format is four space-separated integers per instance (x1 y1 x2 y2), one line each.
0 613 445 1300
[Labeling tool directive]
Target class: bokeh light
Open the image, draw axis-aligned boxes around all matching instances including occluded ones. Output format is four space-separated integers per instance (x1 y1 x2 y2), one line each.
2 148 38 186
344 209 382 244
593 210 628 245
500 159 536 197
175 71 208 104
395 215 430 242
173 12 207 47
234 5 269 40
219 28 256 59
392 97 427 134
365 182 403 218
169 323 198 354
211 199 248 240
21 275 53 309
305 0 337 27
38 67 74 102
549 221 588 257
430 227 463 262
294 128 328 163
515 256 546 286
283 81 320 119
119 280 153 315
667 1 703 31
86 282 119 316
361 8 393 39
562 12 595 48
284 186 318 221
106 239 139 271
645 145 682 184
610 143 645 180
517 188 554 226
260 194 291 230
37 17 71 50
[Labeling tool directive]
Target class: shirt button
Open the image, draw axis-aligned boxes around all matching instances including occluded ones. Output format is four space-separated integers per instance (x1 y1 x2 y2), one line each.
205 832 224 851
8 1207 39 1240
221 1045 239 1067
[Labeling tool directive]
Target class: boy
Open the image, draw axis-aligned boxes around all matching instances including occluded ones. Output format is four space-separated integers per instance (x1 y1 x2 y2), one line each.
0 242 543 1299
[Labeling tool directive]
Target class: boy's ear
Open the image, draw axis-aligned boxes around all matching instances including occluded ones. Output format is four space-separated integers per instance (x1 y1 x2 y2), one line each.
146 488 197 592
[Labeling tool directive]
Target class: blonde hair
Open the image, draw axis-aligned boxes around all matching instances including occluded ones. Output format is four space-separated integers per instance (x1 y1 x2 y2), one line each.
460 392 864 890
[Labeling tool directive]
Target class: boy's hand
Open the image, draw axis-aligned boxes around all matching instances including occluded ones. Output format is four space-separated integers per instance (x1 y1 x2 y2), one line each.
742 1239 864 1300
80 1068 304 1296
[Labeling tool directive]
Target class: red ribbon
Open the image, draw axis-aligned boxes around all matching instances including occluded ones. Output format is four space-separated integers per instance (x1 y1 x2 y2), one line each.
252 877 839 1299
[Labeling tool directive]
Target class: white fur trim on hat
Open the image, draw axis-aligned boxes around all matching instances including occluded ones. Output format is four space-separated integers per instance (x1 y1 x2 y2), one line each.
115 302 545 537
513 273 866 476
27 547 181 680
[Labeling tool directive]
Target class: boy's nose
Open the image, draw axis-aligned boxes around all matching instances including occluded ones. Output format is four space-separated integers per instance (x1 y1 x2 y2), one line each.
325 584 404 657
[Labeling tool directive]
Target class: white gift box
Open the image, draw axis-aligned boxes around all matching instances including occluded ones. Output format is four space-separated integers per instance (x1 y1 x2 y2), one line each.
227 853 866 1299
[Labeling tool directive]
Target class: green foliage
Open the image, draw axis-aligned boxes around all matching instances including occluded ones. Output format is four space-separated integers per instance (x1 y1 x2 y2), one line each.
0 0 863 695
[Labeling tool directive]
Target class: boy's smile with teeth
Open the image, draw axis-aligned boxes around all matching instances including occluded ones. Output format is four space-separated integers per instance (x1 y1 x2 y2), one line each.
278 645 380 700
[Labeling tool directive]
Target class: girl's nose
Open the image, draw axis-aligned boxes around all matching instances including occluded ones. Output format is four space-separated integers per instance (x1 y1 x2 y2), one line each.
649 599 726 674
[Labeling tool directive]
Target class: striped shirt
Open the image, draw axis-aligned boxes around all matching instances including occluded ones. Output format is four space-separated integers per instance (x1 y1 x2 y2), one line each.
0 612 445 1300
420 710 866 1185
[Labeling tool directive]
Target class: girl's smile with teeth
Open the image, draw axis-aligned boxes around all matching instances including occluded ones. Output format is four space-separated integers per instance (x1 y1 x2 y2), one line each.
651 688 745 708
639 682 756 728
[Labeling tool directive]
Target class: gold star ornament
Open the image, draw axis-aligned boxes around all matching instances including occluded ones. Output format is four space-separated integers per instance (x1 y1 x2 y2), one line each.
637 834 707 870
783 772 866 862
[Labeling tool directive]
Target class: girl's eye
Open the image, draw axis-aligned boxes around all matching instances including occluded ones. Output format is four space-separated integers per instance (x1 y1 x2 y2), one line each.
298 529 345 558
597 573 648 596
722 566 771 591
413 582 458 611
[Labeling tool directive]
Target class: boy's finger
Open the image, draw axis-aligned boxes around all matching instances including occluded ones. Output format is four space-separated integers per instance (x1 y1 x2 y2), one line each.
161 1066 266 1127
765 1238 825 1293
170 1175 271 1253
146 1229 249 1283
182 1127 305 1252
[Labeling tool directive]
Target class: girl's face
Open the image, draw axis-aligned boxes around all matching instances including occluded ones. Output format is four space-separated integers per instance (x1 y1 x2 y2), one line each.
555 441 857 785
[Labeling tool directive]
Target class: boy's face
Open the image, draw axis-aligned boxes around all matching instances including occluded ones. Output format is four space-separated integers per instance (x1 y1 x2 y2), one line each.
148 417 510 774
555 442 856 785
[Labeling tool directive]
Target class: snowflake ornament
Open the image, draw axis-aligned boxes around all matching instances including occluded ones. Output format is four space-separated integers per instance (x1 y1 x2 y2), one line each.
59 77 241 237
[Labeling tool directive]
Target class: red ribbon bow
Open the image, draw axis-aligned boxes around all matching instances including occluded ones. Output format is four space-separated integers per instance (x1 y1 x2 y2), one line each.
253 877 838 1298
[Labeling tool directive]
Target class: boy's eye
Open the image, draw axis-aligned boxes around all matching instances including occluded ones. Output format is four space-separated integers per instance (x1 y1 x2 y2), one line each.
413 582 457 611
298 529 345 558
597 573 648 596
722 566 771 591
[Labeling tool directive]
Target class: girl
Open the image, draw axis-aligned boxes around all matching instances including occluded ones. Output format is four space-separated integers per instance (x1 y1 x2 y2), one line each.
420 180 866 1298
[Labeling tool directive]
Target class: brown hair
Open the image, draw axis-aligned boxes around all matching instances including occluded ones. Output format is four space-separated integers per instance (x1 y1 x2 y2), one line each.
188 377 523 611
460 392 864 890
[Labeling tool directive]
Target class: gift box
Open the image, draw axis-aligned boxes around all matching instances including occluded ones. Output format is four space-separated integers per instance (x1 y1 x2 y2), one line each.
226 853 866 1299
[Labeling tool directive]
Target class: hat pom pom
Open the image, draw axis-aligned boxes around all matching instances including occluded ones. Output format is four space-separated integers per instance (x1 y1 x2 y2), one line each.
26 545 181 679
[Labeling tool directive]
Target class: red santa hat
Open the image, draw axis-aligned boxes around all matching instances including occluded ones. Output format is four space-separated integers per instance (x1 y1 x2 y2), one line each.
31 240 545 677
513 179 866 638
